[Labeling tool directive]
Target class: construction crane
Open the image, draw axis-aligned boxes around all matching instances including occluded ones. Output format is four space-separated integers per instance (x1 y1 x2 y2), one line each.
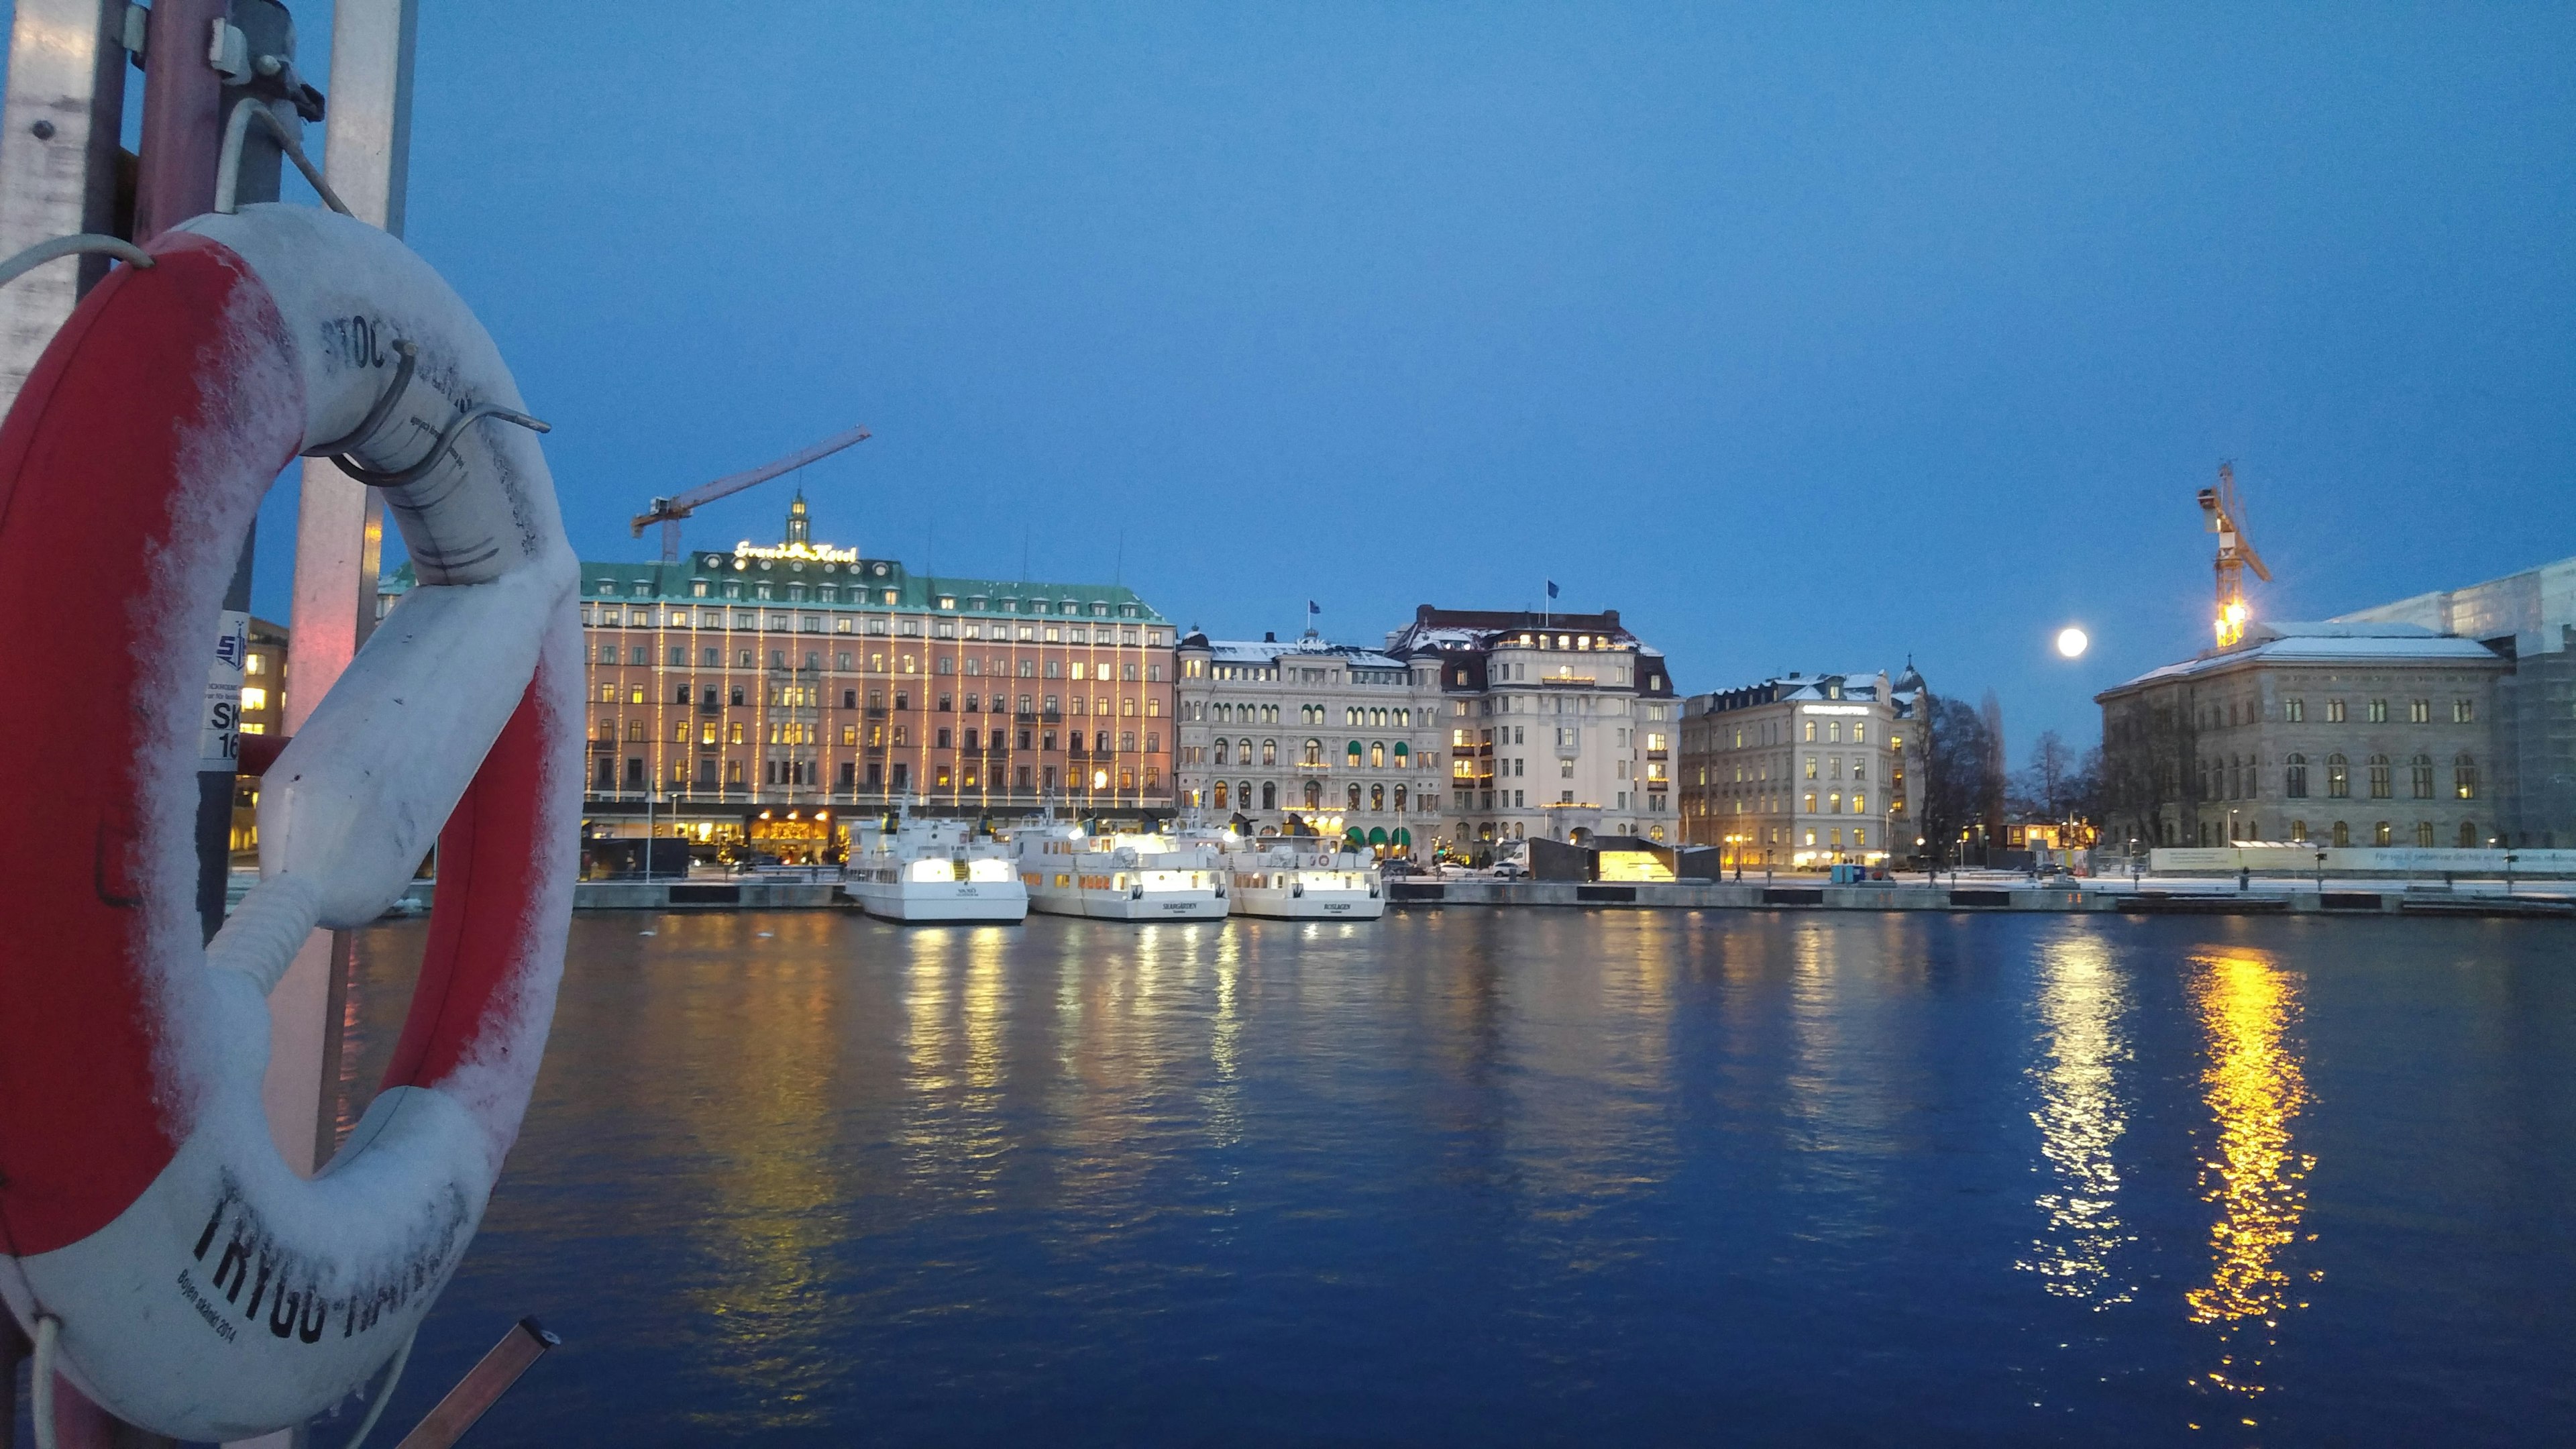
2196 462 2271 649
630 424 873 562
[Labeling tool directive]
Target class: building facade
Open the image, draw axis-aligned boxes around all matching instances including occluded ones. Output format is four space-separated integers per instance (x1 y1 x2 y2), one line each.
2334 553 2576 847
1383 606 1680 845
1676 668 1924 869
1173 629 1447 849
2094 621 2509 851
386 497 1178 864
228 616 289 859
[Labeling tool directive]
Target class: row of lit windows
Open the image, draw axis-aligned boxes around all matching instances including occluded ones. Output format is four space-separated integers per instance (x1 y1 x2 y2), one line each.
594 680 1161 718
592 714 1161 755
592 639 1163 684
586 589 1163 633
592 754 1163 796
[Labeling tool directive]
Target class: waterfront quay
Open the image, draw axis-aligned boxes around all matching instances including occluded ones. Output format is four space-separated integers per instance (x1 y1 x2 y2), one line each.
516 868 2576 919
335 909 2576 1445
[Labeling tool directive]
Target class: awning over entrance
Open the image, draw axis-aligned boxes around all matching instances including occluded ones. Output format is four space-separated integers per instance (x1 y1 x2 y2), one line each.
1367 826 1388 847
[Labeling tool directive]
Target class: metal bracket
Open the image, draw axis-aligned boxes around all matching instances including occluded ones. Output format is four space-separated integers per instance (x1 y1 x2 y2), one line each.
207 17 250 85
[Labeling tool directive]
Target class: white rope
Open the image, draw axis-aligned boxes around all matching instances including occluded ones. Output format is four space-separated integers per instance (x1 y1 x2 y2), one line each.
31 1313 60 1449
214 98 354 217
340 1329 417 1449
206 873 324 994
0 234 153 290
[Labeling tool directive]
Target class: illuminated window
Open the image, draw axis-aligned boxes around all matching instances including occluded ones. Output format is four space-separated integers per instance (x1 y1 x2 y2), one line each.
244 654 266 676
2326 753 2349 798
239 686 268 711
2454 754 2477 799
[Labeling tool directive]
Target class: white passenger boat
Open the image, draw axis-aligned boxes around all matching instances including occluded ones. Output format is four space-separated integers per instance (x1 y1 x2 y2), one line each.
1014 822 1228 920
1222 839 1386 920
841 814 1028 923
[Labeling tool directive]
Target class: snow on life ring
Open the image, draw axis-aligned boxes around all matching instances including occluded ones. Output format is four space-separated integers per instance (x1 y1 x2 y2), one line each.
0 203 580 1441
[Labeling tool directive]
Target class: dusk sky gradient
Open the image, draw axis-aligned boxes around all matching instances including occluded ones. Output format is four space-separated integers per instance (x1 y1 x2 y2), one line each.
14 2 2575 751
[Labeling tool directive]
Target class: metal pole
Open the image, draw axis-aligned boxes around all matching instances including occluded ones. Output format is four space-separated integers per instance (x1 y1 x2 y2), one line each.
263 0 413 1179
0 0 129 409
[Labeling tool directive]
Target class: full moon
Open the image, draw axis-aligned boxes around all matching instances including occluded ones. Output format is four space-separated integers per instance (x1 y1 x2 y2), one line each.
2055 626 2090 659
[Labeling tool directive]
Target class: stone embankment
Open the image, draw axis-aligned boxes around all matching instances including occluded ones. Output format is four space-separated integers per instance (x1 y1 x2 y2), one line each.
1387 879 2575 918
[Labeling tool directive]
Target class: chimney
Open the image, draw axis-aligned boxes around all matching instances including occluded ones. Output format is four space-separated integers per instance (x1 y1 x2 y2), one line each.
1265 631 1276 643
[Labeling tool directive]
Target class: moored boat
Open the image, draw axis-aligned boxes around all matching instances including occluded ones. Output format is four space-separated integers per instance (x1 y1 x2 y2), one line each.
1222 838 1386 920
841 813 1029 922
1015 821 1228 920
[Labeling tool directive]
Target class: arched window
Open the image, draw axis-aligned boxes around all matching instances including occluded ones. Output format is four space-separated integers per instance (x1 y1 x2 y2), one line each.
2292 819 2308 842
1371 741 1386 769
2374 821 2392 847
1239 782 1252 810
1238 739 1252 765
1212 781 1229 809
1393 741 1410 765
2415 821 2434 847
2410 754 2434 799
2285 754 2308 798
1262 739 1277 765
2326 753 2350 798
2332 820 2351 847
1346 740 1364 765
1394 784 1407 812
1213 738 1230 766
1347 783 1362 810
2459 820 2477 847
1303 779 1322 809
2228 755 2241 800
1262 781 1277 810
2454 753 2477 799
2367 754 2391 800
1303 739 1322 767
1370 784 1385 812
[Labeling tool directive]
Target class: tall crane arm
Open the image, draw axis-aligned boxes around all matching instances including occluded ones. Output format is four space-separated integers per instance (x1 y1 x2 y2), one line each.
629 424 872 537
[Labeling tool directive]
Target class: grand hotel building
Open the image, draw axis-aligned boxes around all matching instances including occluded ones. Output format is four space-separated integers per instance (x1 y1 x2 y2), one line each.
382 496 1177 863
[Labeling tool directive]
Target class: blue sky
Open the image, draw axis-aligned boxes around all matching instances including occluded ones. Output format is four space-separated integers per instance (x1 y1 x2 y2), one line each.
13 2 2575 752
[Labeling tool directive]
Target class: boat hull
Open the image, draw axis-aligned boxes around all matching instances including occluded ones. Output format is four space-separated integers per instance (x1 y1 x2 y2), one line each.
1229 889 1385 920
1028 889 1229 920
844 880 1029 923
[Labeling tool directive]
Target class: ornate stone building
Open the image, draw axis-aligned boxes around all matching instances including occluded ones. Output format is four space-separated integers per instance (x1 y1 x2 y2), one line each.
2094 621 2508 851
1173 629 1446 850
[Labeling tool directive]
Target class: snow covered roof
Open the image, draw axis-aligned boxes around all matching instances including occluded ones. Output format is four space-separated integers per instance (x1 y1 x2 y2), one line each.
1200 635 1405 669
2101 622 2508 694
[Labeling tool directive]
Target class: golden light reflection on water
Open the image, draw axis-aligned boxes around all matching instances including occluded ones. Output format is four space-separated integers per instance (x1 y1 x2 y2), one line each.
2186 947 2318 1411
2017 932 2135 1307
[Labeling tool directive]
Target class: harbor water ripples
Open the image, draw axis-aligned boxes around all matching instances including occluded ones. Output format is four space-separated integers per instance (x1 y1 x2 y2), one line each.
335 910 2576 1445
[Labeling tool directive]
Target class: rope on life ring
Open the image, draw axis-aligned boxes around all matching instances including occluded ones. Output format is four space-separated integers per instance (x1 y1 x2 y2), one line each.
0 203 580 1443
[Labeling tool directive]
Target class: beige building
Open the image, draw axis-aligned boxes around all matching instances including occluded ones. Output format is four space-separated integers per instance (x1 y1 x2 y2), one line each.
1385 606 1681 846
1677 668 1925 869
1174 629 1447 849
2094 621 2509 851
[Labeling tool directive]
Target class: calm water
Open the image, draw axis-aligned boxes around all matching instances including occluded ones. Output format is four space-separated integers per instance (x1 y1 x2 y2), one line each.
335 910 2576 1446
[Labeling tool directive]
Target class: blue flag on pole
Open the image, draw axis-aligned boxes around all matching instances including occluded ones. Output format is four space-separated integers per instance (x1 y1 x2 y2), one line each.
1546 580 1559 599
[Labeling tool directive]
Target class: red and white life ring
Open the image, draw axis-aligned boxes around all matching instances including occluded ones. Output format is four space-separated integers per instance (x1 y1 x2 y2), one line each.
0 203 580 1441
